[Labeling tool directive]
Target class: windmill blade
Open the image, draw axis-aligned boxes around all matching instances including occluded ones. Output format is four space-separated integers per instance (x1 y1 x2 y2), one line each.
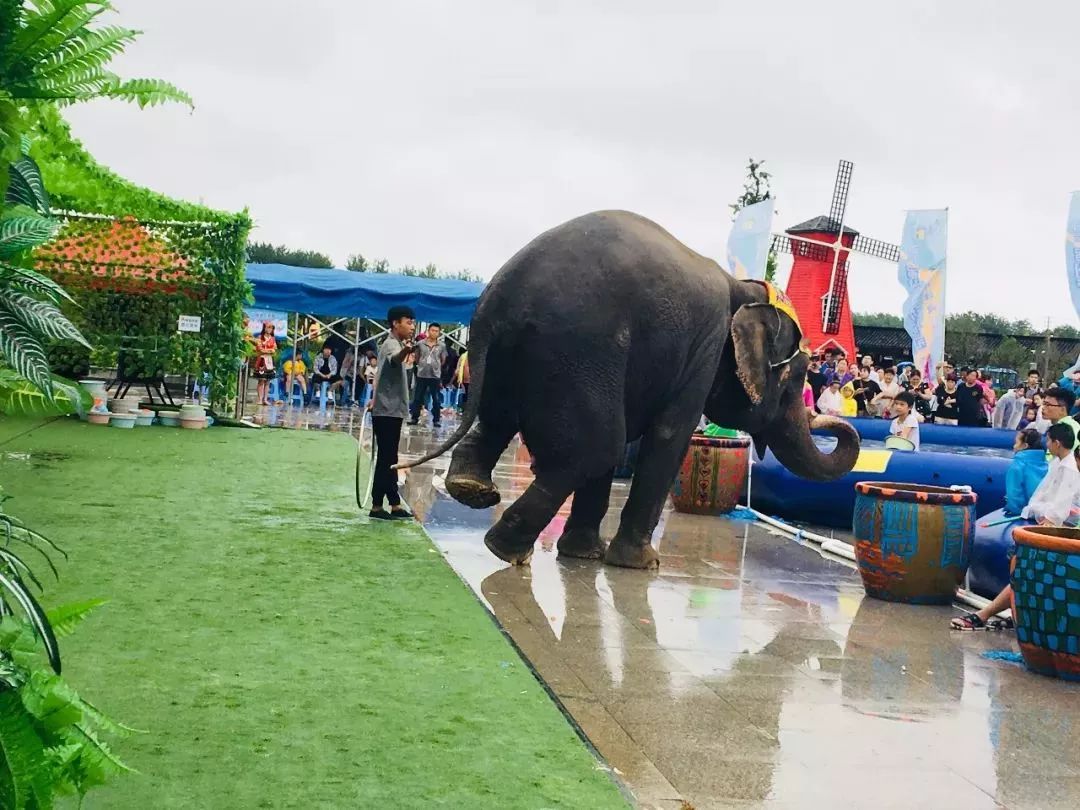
771 234 834 263
850 234 901 262
828 160 854 230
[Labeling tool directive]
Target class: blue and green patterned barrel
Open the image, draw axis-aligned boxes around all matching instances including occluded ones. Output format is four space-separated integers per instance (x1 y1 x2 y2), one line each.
852 482 977 604
1010 525 1080 681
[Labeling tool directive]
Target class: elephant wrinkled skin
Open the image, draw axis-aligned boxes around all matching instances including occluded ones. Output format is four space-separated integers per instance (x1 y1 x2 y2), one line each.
399 211 860 568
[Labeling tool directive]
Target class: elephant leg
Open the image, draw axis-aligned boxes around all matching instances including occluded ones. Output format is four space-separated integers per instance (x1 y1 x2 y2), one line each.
557 471 614 560
485 473 576 566
446 420 517 508
606 406 704 570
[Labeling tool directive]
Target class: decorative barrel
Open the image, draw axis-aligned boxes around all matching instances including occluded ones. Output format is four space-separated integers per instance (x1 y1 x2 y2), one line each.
852 482 977 604
671 435 751 515
1010 525 1080 682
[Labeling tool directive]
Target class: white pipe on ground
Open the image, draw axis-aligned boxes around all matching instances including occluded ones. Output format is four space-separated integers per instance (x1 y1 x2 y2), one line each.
744 506 1002 616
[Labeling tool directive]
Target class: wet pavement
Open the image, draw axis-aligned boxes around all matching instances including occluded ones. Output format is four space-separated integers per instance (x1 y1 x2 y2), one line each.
256 404 1080 809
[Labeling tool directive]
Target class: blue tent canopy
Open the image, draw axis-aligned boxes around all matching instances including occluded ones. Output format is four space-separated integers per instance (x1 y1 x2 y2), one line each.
245 264 485 324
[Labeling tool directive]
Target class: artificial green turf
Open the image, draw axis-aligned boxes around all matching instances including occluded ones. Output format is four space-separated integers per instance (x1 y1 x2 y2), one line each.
0 419 627 809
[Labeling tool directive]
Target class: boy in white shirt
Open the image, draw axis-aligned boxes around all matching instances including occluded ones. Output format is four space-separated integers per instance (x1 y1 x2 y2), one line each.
951 421 1080 630
889 391 920 451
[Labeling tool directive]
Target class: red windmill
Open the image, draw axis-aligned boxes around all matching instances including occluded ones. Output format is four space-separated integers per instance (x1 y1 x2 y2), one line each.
772 160 900 358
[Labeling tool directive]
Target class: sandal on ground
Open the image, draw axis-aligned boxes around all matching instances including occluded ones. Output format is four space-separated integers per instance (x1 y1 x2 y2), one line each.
951 612 988 631
368 509 394 521
986 615 1016 631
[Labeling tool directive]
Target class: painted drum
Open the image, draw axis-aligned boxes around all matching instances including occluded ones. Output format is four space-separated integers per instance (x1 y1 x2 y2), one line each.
883 436 915 451
672 435 752 516
852 482 977 604
1010 525 1080 682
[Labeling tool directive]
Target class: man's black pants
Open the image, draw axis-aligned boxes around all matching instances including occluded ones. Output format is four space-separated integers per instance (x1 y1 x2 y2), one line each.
410 377 442 425
371 415 403 509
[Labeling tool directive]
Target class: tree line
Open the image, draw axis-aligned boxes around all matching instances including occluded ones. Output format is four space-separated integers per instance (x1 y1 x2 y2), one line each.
245 242 483 282
853 311 1080 339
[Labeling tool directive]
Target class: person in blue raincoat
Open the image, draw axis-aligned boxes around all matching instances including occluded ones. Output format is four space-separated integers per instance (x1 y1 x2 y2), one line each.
1003 428 1048 515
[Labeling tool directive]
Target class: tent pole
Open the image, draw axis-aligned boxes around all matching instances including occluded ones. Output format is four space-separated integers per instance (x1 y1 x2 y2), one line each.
351 318 360 404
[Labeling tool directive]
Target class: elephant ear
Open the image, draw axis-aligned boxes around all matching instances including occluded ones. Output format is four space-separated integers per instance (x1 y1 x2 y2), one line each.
731 304 796 406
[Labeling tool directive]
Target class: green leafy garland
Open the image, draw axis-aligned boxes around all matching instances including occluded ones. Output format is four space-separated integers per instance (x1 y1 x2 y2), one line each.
30 110 251 408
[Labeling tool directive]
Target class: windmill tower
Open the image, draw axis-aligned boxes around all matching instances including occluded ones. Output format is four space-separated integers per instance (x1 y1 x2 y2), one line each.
772 161 900 357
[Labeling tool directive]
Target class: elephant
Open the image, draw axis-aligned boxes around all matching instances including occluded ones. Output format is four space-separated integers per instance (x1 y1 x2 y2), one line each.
398 210 860 569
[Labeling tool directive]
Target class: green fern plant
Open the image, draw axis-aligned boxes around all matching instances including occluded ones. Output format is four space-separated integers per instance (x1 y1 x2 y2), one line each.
0 488 129 808
0 148 90 399
0 599 132 809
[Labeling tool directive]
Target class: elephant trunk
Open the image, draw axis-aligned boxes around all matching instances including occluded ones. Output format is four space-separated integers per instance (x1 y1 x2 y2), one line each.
759 403 860 482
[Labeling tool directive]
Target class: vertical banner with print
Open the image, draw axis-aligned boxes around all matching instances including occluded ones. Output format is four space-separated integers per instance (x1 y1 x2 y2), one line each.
897 209 948 381
726 198 774 281
244 308 289 339
1066 192 1080 320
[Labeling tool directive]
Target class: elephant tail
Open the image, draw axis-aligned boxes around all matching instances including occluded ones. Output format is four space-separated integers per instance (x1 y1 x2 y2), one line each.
393 328 489 470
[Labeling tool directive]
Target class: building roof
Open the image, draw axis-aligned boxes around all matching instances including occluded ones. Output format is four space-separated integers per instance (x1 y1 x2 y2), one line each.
787 216 859 237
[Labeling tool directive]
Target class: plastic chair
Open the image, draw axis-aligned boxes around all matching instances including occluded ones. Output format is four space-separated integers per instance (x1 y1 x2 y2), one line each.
318 380 336 411
289 378 304 407
268 377 283 403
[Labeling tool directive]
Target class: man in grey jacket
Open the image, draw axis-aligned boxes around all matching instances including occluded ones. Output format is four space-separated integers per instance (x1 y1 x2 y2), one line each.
408 323 447 428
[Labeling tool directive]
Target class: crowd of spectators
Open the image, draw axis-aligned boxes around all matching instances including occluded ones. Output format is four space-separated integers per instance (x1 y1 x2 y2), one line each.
805 349 1080 432
247 319 468 418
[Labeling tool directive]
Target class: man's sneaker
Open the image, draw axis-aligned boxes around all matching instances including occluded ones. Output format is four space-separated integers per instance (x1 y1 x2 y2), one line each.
390 509 414 520
369 509 394 521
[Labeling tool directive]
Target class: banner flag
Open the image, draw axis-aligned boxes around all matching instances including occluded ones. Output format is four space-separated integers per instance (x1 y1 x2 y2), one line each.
726 198 774 281
1066 192 1080 320
897 210 948 381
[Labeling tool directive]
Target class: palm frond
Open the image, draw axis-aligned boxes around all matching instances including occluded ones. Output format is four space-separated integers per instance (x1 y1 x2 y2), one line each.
5 156 51 215
2 291 88 347
0 521 60 584
0 569 60 673
0 263 75 305
0 547 44 592
103 77 193 110
0 513 68 562
0 370 91 417
0 304 52 395
0 215 59 258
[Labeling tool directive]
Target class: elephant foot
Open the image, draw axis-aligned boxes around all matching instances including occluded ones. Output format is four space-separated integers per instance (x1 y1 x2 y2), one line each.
604 539 660 570
557 527 607 560
484 524 535 566
446 475 501 509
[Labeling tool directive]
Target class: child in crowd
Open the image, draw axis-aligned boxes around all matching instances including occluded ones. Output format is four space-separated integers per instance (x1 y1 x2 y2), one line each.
952 422 1080 630
888 391 920 450
839 382 857 417
1004 429 1048 515
1017 405 1039 430
283 347 307 401
253 322 277 406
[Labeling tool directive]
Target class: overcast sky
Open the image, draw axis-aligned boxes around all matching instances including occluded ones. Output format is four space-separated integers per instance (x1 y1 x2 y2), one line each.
65 0 1079 325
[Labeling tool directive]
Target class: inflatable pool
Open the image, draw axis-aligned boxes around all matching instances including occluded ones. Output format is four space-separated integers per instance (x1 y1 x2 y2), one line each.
749 439 1010 529
968 507 1031 600
815 417 1016 450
